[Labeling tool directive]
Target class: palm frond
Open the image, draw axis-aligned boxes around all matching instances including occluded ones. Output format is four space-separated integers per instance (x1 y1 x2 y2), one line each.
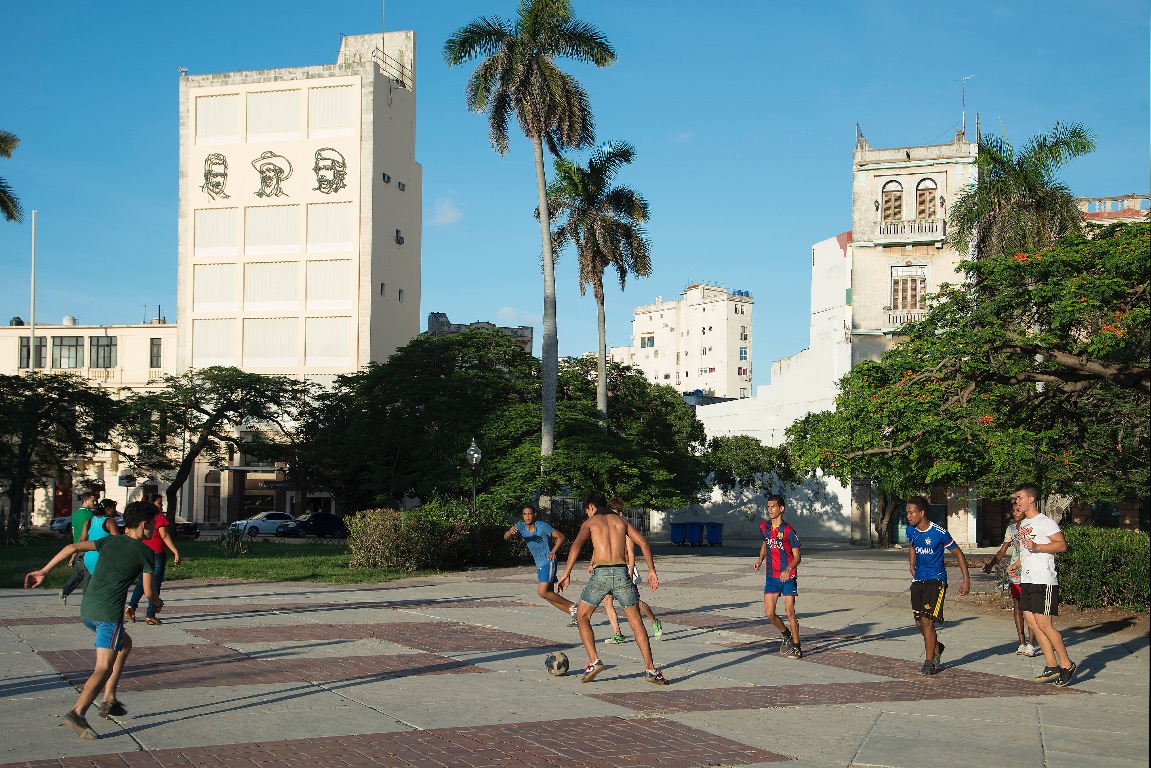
442 17 512 64
0 177 23 223
0 131 19 159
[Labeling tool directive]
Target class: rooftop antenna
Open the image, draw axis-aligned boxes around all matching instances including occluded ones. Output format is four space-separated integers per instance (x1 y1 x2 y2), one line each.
958 74 975 136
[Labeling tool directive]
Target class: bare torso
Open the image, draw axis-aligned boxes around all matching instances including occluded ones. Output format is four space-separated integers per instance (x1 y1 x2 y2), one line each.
585 514 632 565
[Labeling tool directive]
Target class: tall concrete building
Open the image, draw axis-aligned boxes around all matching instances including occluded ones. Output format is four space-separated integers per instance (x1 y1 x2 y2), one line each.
610 284 754 399
177 33 422 381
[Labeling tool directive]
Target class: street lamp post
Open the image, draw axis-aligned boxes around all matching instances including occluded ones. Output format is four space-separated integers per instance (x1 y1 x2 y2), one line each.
466 439 481 514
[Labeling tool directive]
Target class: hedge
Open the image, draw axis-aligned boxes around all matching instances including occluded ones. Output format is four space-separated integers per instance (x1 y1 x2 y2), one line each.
1056 525 1149 611
346 498 510 572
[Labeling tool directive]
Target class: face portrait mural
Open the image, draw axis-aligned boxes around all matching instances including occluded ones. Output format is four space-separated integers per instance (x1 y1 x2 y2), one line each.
313 147 347 194
252 151 292 198
200 153 230 200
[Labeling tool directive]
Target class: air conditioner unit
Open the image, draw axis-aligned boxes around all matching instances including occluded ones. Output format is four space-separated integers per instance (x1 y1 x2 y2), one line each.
398 181 406 191
382 173 392 183
395 229 405 244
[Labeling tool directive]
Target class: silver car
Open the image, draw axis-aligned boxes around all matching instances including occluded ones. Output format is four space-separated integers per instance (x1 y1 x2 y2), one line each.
228 511 294 536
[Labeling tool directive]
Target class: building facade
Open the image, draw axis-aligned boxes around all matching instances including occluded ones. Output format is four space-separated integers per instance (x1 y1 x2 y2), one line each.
610 284 754 399
426 312 533 353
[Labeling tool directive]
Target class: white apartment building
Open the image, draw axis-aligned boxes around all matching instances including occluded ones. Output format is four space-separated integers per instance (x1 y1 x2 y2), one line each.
0 316 179 524
610 284 754 399
177 32 422 380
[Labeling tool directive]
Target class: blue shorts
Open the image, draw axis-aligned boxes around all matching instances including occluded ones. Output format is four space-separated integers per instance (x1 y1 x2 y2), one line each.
535 560 557 584
82 619 125 651
764 576 798 596
580 565 639 609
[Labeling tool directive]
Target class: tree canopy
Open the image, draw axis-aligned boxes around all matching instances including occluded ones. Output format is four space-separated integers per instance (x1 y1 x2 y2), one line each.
0 130 23 223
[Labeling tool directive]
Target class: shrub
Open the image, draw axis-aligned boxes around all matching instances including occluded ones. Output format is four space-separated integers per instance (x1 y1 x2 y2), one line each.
1057 525 1150 611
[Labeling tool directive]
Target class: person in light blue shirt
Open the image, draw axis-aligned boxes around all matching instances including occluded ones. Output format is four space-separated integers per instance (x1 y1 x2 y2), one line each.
906 496 970 676
504 505 577 625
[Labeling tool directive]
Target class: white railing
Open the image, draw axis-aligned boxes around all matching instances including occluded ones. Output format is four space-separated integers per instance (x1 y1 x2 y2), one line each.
886 310 928 327
872 218 945 243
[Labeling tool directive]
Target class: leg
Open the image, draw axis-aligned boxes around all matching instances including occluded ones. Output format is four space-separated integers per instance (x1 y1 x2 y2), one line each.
638 600 657 623
1011 598 1028 645
1029 612 1071 668
916 615 938 659
623 604 657 669
537 582 574 613
101 632 132 705
61 562 85 598
128 573 144 612
603 596 623 636
782 595 800 645
576 601 600 664
763 592 788 634
73 648 117 718
145 554 167 619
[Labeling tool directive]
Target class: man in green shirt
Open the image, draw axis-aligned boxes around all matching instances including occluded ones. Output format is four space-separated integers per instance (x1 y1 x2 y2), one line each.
59 492 100 604
26 501 161 740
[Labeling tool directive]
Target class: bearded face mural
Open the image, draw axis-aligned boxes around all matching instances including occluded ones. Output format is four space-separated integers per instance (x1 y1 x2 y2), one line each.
313 147 347 194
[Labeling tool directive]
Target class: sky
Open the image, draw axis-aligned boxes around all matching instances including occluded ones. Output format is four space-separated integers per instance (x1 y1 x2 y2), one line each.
1 1 1147 387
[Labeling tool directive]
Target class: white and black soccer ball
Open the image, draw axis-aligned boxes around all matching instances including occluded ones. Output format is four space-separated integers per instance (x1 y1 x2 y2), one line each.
544 651 569 676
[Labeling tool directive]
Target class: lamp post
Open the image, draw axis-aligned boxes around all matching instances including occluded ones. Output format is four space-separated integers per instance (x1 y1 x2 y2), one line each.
466 439 481 514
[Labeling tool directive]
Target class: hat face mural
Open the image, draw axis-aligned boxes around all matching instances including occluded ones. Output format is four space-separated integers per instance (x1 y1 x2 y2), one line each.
252 151 292 198
313 147 347 194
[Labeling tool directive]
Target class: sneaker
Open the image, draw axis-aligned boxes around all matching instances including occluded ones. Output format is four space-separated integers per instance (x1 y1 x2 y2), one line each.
785 645 803 660
98 700 127 718
652 620 663 639
779 633 794 655
1016 643 1029 655
59 591 68 606
606 633 627 644
1054 661 1077 688
568 605 579 627
917 660 938 676
1034 665 1061 682
1022 644 1041 657
62 711 99 740
934 642 945 667
581 660 605 683
645 669 669 685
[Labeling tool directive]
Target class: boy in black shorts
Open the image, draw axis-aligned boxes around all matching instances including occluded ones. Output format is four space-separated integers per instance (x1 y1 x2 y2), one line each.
25 501 162 739
905 496 970 675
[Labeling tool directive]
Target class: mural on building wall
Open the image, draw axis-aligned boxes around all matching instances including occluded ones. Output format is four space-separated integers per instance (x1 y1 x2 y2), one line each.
201 153 230 200
313 148 347 194
252 151 292 197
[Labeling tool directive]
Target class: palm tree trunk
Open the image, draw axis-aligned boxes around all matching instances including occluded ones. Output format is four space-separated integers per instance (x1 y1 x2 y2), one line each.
595 282 608 428
533 135 558 458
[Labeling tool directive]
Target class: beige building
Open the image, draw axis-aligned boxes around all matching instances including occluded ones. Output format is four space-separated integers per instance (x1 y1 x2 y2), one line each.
425 312 533 353
610 284 754 399
177 32 422 383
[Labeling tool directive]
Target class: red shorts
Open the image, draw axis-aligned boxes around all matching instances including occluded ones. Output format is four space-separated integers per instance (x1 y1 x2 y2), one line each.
1009 583 1021 601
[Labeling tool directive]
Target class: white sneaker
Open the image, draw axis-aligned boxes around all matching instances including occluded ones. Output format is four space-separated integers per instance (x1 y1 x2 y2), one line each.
1016 643 1029 655
1023 644 1041 657
568 605 578 627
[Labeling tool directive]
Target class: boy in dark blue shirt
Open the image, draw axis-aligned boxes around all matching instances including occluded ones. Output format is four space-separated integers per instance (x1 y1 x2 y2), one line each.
906 496 970 675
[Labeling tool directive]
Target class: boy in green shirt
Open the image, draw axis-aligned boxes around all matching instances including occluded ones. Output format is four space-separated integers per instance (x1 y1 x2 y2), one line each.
25 501 162 740
59 492 99 604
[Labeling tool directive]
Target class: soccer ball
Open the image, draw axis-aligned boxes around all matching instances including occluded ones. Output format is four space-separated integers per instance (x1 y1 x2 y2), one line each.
544 651 569 676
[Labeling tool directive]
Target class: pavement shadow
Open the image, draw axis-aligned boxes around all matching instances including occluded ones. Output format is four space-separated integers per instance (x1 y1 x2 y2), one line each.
0 672 75 699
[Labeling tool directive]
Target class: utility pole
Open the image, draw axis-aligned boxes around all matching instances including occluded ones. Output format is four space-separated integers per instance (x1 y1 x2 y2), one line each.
958 75 975 136
29 210 37 372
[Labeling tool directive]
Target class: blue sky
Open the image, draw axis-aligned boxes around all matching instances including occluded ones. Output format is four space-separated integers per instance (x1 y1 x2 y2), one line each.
1 1 1146 385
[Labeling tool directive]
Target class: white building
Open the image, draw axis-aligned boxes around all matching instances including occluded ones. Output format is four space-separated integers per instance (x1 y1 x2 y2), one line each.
610 284 754 399
177 32 422 381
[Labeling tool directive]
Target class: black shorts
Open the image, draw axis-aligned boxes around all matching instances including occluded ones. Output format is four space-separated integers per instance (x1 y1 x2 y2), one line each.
910 580 947 622
1018 583 1059 616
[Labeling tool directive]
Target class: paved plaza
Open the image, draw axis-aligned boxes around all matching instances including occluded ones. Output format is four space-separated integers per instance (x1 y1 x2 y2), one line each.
1 546 1146 768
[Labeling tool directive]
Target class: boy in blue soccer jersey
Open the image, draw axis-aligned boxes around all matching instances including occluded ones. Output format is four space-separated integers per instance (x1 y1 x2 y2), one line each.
753 495 803 658
906 496 971 675
504 505 578 625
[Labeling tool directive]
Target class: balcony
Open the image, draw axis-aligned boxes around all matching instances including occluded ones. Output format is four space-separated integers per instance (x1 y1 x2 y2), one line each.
885 310 928 327
867 217 946 245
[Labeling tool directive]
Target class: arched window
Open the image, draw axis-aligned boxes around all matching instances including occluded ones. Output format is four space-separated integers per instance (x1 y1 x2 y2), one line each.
881 181 903 222
916 178 938 220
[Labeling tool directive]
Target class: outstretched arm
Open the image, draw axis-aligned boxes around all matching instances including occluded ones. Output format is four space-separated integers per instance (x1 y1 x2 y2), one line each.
556 521 592 591
984 540 1011 573
25 541 95 588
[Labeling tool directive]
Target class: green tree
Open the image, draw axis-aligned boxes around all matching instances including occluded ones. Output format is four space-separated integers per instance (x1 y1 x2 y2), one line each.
0 131 24 223
0 374 118 543
548 140 651 423
703 434 795 499
114 367 314 515
444 0 616 458
947 121 1095 260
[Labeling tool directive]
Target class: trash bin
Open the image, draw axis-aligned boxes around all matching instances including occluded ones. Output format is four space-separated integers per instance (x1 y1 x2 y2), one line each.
704 521 724 546
669 522 687 546
684 521 704 546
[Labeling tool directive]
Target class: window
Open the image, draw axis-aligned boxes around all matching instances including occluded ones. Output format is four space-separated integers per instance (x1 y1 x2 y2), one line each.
740 388 748 399
196 94 241 144
192 318 238 367
150 338 163 369
306 317 353 367
916 178 937 220
243 318 299 367
639 334 655 348
891 265 928 310
307 260 354 309
307 202 355 252
192 263 239 311
246 205 301 254
739 347 748 361
700 347 707 356
194 208 240 257
398 289 405 303
247 90 302 141
740 326 748 341
309 85 356 137
244 262 299 310
881 180 903 222
89 337 117 368
52 337 84 369
698 368 707 376
18 336 46 369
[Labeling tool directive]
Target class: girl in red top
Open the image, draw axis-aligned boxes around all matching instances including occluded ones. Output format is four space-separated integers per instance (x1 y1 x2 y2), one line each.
125 494 180 625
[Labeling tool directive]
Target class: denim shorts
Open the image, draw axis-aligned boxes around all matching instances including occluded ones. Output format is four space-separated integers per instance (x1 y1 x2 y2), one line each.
580 565 639 609
82 619 125 651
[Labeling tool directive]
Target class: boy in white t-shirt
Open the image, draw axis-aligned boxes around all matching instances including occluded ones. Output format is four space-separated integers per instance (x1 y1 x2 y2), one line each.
1009 484 1075 687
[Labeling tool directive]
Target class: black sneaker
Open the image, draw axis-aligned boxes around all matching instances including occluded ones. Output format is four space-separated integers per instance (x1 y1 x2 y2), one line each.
934 642 945 667
98 700 127 718
1054 661 1077 687
779 633 793 655
1034 665 1061 682
785 645 803 660
917 660 938 676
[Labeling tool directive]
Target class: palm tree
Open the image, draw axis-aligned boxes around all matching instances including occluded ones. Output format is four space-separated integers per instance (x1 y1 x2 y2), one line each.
548 141 651 423
0 131 24 223
947 122 1095 260
444 0 615 457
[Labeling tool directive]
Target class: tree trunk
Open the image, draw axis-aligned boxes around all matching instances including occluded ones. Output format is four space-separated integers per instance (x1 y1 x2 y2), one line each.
533 134 558 458
595 279 608 429
872 492 902 548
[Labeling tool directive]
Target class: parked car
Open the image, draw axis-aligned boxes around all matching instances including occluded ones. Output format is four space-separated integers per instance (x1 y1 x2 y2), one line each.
49 516 72 534
228 511 294 536
172 516 200 538
276 512 348 539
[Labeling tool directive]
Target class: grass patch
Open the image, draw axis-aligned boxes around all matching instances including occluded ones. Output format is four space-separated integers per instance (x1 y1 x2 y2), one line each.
1 535 427 589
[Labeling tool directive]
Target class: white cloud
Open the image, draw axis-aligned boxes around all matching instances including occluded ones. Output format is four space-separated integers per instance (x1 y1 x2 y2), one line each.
673 131 695 143
497 306 541 326
431 195 463 226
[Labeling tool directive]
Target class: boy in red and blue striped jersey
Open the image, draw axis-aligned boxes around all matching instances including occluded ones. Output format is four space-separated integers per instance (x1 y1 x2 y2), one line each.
754 495 803 658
